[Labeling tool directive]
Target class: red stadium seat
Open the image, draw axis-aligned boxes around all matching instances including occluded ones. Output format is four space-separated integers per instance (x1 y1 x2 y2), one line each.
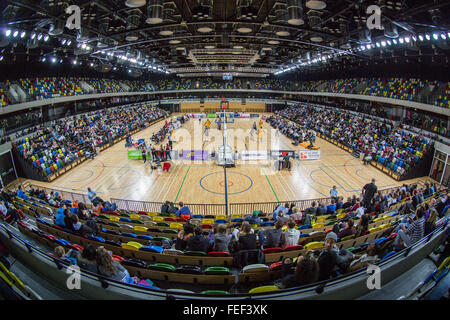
283 245 303 252
208 251 230 257
262 247 282 254
269 262 282 271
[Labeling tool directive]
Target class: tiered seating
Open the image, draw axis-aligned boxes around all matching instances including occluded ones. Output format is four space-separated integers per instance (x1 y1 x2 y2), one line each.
12 104 168 178
0 87 9 106
361 78 426 101
8 181 445 295
320 78 363 93
86 78 124 93
18 77 84 100
435 83 449 108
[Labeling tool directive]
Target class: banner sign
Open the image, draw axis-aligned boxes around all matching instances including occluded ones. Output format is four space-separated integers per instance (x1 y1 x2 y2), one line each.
299 150 321 160
270 150 296 158
182 150 209 161
250 114 260 118
239 113 250 118
241 150 269 160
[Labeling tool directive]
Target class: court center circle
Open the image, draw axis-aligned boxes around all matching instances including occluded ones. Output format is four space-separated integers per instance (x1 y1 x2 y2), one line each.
200 172 253 195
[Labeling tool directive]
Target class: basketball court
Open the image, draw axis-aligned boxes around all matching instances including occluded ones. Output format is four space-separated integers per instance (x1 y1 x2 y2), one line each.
20 108 429 206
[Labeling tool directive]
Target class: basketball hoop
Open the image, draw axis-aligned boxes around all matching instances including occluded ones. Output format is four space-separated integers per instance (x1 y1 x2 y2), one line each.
220 100 229 110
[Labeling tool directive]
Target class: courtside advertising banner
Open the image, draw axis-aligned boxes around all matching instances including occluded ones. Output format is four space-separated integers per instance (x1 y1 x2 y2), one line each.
299 150 321 160
182 150 209 161
241 150 269 160
270 150 296 158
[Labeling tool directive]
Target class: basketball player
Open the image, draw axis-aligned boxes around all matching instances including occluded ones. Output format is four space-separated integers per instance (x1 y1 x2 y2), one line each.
205 119 211 136
259 119 263 129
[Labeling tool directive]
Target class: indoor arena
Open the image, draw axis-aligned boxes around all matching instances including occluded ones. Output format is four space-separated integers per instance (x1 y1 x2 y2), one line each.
0 0 448 306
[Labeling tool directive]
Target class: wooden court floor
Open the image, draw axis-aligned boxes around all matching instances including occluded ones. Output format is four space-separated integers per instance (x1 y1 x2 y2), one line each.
18 114 433 205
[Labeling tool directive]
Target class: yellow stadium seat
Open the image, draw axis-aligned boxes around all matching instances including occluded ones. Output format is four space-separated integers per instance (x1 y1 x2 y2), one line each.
373 217 383 222
312 223 324 229
368 227 377 233
282 225 288 232
147 212 158 217
340 235 354 242
134 226 148 232
337 213 346 219
109 216 120 222
249 285 280 294
231 214 242 220
250 224 259 229
121 242 142 251
169 213 177 217
316 216 326 221
305 241 323 249
202 219 214 225
152 216 164 222
215 215 227 220
130 214 141 220
169 223 183 229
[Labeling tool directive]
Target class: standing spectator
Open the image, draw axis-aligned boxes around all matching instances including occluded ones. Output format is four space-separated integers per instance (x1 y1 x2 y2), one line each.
362 179 378 208
330 186 338 202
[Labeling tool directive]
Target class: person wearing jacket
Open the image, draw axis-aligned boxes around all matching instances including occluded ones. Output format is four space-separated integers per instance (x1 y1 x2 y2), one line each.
76 244 98 274
55 204 67 227
96 247 132 284
281 220 300 248
175 202 191 220
185 226 210 253
244 211 262 225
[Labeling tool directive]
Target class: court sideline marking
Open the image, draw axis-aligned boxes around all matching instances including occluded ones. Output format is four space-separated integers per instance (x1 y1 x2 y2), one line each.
174 166 191 203
262 167 280 203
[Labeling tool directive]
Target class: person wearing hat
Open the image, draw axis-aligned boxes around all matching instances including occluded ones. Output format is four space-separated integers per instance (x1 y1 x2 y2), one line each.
244 211 262 225
323 231 355 272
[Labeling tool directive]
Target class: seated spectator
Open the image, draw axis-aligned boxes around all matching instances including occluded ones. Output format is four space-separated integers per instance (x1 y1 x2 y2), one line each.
175 202 191 220
342 197 353 210
63 209 74 231
76 244 98 273
55 204 67 227
354 214 370 238
317 250 336 281
87 187 104 207
212 224 233 253
348 243 378 272
167 202 178 214
258 220 284 249
334 219 356 239
289 206 303 222
0 201 22 224
425 208 437 235
276 252 320 289
327 199 337 214
394 207 425 248
71 215 95 236
321 232 354 272
54 246 75 264
281 220 300 248
336 196 344 209
244 211 262 225
304 201 317 216
160 201 170 214
185 226 210 253
102 201 117 212
316 202 328 216
96 247 132 283
16 185 29 201
275 210 289 224
175 222 194 251
273 202 289 221
237 221 257 251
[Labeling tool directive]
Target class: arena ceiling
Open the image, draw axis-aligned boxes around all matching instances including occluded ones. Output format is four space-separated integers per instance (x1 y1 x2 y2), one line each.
0 0 449 78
